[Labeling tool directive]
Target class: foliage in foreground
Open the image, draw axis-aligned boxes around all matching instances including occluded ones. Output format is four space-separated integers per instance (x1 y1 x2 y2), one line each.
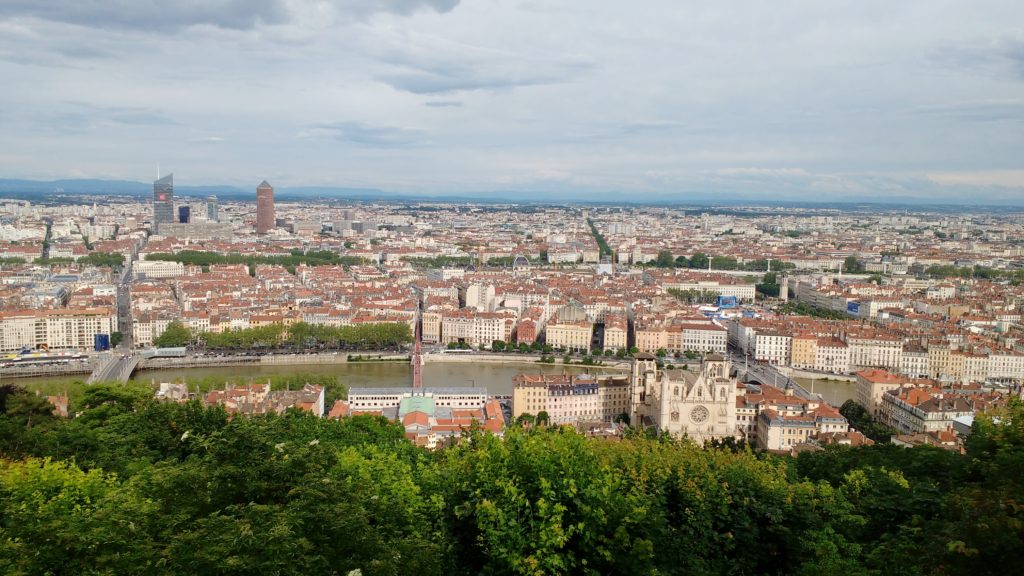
0 384 1022 576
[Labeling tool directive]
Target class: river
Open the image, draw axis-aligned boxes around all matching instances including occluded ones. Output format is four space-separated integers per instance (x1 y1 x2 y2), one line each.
794 377 856 406
12 361 620 398
11 362 856 407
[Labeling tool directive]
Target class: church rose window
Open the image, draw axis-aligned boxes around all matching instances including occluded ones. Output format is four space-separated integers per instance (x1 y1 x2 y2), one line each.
690 405 710 424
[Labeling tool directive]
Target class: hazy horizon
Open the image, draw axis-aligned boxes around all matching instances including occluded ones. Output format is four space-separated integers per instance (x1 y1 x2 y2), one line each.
1 1 1022 203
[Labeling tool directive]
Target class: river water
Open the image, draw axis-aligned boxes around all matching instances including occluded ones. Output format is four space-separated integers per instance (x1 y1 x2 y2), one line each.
13 361 617 397
794 377 856 406
10 363 856 407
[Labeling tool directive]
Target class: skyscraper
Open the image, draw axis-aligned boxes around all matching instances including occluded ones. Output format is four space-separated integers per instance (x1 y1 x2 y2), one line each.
178 205 190 224
206 195 218 222
153 174 174 233
256 180 274 234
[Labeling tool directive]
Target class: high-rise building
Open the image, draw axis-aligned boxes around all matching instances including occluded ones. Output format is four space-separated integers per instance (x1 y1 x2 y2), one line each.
256 180 274 234
152 174 174 233
178 205 190 224
206 195 218 222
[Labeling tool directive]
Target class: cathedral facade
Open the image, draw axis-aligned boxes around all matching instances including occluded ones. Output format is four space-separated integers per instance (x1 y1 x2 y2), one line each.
630 354 739 443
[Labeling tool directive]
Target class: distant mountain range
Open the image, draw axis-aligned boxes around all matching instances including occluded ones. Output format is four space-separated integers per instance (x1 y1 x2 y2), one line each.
0 178 1021 211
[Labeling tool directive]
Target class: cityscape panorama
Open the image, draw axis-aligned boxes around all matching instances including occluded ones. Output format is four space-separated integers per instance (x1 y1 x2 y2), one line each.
1 2 1022 575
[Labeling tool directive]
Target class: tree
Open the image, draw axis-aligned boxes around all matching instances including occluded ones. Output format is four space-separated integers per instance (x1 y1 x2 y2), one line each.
535 411 550 426
153 321 191 348
110 331 124 347
668 288 703 304
515 413 536 426
843 256 861 273
491 340 505 352
839 399 895 442
655 250 675 268
688 252 709 269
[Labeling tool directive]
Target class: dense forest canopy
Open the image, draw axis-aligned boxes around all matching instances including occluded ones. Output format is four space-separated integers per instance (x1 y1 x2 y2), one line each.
0 383 1021 575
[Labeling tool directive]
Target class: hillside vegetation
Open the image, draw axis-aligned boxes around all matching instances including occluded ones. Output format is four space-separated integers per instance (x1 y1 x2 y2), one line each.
1 384 1021 575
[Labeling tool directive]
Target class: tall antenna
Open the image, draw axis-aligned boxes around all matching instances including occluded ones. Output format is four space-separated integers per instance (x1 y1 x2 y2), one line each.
157 162 161 180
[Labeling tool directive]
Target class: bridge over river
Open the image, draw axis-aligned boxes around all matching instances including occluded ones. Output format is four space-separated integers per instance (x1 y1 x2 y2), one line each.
86 352 142 384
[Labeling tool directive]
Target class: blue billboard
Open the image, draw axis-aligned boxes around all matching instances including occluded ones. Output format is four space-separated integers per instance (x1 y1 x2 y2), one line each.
847 301 861 316
94 333 110 351
717 295 738 309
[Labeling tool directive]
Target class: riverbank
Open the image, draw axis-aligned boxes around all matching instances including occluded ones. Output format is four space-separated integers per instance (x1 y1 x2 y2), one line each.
139 352 408 371
0 350 632 380
778 367 857 383
0 361 97 379
423 352 632 370
140 351 633 372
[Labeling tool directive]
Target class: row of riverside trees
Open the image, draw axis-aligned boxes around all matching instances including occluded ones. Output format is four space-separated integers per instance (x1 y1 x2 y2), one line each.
145 250 367 274
1 383 1022 575
647 250 797 272
152 321 413 350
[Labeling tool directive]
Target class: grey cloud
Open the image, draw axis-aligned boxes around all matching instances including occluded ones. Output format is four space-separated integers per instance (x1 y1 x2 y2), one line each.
304 121 430 147
1005 37 1024 76
379 59 592 94
108 111 179 126
911 100 1024 122
371 32 594 94
40 103 179 133
0 1 289 31
352 0 460 16
0 0 460 31
424 100 463 107
930 32 1024 80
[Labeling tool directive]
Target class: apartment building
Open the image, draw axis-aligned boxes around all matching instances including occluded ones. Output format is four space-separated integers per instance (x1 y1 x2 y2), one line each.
603 312 628 351
790 334 817 370
670 323 728 355
854 369 937 418
815 338 850 374
543 305 593 351
756 405 848 451
754 332 792 366
0 307 117 351
512 373 631 425
901 343 930 378
648 271 757 302
846 332 903 371
134 260 185 279
739 383 849 450
877 386 976 434
440 309 515 347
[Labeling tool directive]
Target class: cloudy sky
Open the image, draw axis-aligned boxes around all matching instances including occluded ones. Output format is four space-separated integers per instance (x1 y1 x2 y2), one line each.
1 0 1023 202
